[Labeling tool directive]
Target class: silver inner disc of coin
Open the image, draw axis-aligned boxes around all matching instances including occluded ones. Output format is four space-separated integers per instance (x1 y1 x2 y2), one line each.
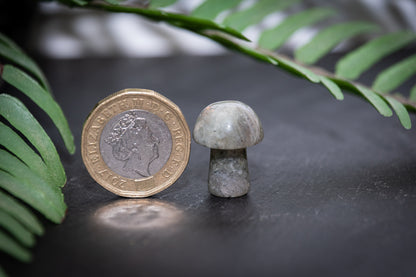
100 109 172 179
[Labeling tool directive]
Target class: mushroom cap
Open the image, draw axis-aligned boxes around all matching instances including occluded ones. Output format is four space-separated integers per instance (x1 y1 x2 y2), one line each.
193 100 264 150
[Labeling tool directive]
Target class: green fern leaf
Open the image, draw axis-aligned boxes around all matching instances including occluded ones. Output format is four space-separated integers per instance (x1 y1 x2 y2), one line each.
223 0 297 32
57 0 89 6
372 54 416 94
0 37 50 92
384 95 412 129
0 230 31 263
0 33 23 52
259 7 336 51
73 0 88 5
319 76 344 100
149 0 178 9
191 0 242 20
2 65 75 154
0 122 53 186
0 170 63 230
336 31 416 80
0 94 66 187
0 266 7 277
0 190 43 236
0 153 65 223
103 0 124 5
270 55 320 82
295 21 379 64
410 85 416 102
355 85 393 117
0 210 35 247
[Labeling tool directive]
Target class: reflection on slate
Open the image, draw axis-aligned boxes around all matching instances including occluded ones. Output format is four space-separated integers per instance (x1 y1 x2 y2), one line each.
95 199 183 230
2 52 416 277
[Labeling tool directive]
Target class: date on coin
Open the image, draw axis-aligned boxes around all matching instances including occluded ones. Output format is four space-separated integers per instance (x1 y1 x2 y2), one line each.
81 89 191 197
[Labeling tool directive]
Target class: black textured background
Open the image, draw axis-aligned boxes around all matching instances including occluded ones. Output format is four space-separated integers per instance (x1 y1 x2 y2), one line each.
2 52 416 276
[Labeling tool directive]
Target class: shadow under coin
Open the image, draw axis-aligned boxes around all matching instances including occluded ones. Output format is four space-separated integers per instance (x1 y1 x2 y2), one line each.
94 198 184 231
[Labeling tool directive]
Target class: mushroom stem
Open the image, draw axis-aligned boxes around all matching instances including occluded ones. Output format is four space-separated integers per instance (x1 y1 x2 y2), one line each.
208 148 249 198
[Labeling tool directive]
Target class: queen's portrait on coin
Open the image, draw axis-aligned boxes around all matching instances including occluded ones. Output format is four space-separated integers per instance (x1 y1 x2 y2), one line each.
104 112 160 177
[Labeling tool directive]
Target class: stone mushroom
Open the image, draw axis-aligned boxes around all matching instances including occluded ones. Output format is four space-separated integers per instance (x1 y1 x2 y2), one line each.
193 100 264 198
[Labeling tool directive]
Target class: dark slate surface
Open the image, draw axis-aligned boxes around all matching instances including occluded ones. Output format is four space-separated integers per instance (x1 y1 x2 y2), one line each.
2 53 416 277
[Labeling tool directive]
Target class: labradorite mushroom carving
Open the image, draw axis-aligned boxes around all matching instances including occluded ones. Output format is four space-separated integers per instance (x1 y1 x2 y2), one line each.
193 100 264 198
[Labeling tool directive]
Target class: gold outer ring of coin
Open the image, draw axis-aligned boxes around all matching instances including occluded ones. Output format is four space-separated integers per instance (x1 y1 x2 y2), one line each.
81 88 191 198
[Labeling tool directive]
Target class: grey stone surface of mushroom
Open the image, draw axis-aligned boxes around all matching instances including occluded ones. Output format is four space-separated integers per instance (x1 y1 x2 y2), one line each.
193 100 263 198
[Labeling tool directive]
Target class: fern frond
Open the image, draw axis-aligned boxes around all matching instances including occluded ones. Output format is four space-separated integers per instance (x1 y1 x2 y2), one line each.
0 33 73 270
76 0 416 129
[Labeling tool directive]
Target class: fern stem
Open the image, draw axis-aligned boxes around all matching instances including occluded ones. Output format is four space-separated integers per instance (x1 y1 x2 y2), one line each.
201 32 277 65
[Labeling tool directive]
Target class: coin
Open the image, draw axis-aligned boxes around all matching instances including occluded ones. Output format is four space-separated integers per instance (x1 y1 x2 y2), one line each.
81 88 191 197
